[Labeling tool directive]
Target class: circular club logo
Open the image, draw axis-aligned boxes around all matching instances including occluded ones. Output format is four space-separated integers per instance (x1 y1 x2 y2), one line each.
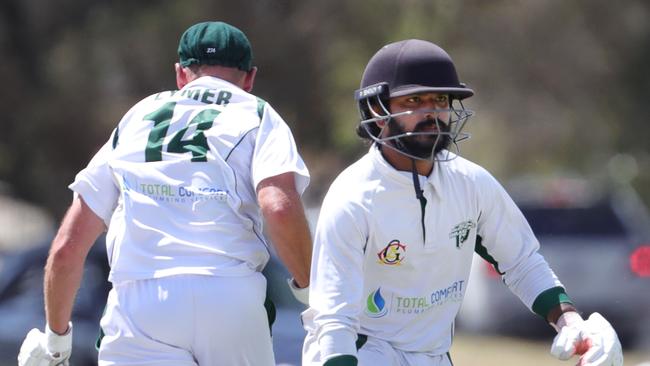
377 240 406 265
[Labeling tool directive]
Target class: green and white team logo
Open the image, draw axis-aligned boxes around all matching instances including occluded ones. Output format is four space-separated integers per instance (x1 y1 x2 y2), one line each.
449 220 476 248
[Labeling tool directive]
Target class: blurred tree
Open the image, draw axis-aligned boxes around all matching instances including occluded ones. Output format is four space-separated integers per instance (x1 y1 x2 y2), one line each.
446 0 650 200
0 0 648 219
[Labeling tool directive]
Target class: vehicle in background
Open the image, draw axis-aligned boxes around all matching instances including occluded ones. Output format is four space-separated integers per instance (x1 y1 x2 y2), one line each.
0 237 110 366
458 176 650 350
0 234 312 366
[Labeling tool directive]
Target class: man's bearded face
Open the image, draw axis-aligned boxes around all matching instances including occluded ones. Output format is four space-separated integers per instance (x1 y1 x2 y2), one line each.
387 117 451 159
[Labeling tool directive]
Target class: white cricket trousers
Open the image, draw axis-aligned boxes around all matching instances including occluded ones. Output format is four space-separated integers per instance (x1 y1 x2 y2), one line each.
303 332 453 366
98 273 275 365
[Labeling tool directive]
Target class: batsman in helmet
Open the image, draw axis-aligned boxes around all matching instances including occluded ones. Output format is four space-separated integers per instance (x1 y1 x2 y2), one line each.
302 39 623 366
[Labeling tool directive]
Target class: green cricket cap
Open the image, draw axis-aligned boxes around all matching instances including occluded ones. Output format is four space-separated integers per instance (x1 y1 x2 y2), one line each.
178 21 253 71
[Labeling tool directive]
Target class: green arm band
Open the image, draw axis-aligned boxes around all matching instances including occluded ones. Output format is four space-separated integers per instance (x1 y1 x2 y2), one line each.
531 286 573 319
323 355 358 366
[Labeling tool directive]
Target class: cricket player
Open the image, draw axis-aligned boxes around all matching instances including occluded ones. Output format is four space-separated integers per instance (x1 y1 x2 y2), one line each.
302 39 623 366
18 21 311 366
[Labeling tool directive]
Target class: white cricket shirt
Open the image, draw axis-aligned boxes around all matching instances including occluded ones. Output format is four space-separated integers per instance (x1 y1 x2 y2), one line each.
70 76 309 284
307 144 562 360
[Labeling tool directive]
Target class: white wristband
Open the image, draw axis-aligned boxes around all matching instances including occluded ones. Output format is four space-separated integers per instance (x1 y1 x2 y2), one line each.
45 322 73 355
287 278 309 305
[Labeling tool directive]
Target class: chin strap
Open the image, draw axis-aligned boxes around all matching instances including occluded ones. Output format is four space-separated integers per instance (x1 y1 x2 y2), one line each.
410 159 427 242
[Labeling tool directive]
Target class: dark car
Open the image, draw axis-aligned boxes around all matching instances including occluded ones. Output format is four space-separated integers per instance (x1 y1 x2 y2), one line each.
0 237 111 366
457 179 650 350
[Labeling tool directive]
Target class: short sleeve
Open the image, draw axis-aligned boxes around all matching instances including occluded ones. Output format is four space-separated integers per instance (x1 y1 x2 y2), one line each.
251 103 310 194
68 137 119 225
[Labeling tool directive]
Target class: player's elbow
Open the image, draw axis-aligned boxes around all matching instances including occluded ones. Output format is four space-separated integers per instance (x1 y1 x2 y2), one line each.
260 194 301 223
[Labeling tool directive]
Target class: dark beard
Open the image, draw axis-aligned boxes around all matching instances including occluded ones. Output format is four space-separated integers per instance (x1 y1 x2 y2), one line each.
387 118 451 159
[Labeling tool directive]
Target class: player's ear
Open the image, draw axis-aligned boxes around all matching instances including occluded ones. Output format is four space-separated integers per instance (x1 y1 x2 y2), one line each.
241 67 257 92
371 103 389 128
175 63 189 89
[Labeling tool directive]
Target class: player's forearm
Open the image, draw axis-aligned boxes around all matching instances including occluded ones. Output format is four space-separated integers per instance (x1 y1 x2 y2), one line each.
264 197 312 287
44 242 86 334
44 197 105 334
258 172 312 288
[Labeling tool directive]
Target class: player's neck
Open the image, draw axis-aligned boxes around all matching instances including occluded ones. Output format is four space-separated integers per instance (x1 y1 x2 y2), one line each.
380 146 433 176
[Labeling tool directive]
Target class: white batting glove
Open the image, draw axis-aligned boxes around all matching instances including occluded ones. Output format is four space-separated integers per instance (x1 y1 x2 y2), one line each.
18 323 73 366
550 312 623 366
287 278 309 306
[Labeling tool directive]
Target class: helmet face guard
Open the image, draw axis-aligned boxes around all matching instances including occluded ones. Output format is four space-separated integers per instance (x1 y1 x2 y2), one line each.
355 82 474 161
355 39 475 161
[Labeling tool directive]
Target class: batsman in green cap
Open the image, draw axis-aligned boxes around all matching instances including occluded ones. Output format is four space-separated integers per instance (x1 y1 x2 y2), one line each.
18 21 312 366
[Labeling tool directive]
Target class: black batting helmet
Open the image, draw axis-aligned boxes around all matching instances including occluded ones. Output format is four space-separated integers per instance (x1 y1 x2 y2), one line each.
360 39 473 101
354 39 474 161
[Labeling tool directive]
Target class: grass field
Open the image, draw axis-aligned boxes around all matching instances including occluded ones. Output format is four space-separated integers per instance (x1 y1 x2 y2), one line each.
451 331 650 366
